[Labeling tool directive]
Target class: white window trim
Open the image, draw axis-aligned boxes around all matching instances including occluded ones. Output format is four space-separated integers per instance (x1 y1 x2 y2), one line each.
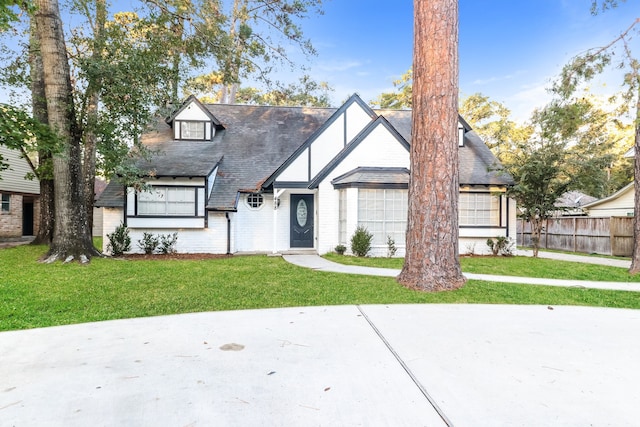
137 186 198 216
179 121 206 140
245 193 265 210
1 193 9 213
459 192 501 227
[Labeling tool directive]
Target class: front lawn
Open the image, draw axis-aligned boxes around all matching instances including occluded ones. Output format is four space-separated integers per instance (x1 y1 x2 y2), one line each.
1 244 639 332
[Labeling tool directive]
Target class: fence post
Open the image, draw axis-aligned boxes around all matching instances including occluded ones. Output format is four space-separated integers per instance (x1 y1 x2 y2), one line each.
573 217 577 253
545 218 549 249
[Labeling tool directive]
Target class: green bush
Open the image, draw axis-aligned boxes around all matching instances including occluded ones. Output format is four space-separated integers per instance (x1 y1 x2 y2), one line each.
137 232 159 254
387 235 397 258
350 226 373 257
486 236 514 256
158 232 178 254
334 244 346 255
107 223 131 256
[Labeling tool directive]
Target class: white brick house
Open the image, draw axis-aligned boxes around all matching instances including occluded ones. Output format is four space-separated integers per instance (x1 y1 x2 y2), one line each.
97 94 516 256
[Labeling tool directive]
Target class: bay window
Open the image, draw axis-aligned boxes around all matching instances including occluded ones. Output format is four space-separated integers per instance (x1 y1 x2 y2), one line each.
357 189 407 246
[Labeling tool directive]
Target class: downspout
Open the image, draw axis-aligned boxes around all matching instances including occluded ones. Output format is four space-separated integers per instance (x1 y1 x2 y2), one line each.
505 196 509 237
225 212 231 255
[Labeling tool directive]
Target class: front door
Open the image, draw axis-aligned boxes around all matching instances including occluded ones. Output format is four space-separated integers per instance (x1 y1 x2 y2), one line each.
22 200 34 236
290 194 314 248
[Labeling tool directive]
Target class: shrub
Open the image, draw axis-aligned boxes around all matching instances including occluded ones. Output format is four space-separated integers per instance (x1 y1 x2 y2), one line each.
486 236 515 256
137 232 159 254
334 244 346 255
350 226 373 257
158 232 178 254
107 223 131 256
386 235 397 258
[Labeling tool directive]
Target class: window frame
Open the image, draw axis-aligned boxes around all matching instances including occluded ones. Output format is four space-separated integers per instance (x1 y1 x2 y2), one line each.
178 120 206 140
245 193 264 210
1 193 9 213
459 191 502 227
136 186 200 217
357 189 407 247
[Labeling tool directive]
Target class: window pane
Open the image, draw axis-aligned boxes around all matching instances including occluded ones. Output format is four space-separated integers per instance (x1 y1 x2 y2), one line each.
459 193 500 226
357 189 407 247
137 187 196 216
180 122 205 140
1 194 9 212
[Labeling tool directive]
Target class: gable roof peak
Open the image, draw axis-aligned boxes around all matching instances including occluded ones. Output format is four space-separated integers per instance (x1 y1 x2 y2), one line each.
165 95 222 127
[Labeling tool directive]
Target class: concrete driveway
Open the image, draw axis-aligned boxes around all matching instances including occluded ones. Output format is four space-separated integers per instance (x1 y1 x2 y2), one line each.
2 304 640 426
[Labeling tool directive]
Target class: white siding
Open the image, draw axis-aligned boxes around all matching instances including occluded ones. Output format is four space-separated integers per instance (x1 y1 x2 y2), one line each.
174 101 212 121
277 148 309 182
102 207 229 254
102 207 125 253
232 193 307 253
586 185 634 217
309 117 346 178
315 122 409 256
0 146 40 195
345 102 373 142
274 100 376 184
127 217 205 229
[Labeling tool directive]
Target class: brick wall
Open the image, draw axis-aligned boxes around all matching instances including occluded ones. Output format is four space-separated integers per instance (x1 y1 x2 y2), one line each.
0 194 23 238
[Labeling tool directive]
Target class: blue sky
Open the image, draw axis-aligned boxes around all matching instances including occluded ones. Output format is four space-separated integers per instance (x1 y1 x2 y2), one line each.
2 0 638 123
289 0 639 122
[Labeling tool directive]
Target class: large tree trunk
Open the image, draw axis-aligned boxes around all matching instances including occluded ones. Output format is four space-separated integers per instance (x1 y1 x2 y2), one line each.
397 0 465 291
34 0 99 262
82 0 107 240
29 17 55 245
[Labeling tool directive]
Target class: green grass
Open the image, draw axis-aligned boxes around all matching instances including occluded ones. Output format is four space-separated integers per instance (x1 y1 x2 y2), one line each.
323 253 640 282
1 244 639 332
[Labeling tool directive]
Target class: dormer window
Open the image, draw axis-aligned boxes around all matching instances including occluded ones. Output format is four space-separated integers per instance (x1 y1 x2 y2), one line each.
179 121 207 140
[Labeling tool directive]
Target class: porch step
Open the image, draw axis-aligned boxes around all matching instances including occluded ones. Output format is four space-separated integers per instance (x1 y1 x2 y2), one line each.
278 249 318 256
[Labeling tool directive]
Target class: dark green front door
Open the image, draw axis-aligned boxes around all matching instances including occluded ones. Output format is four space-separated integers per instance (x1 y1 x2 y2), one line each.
290 194 314 248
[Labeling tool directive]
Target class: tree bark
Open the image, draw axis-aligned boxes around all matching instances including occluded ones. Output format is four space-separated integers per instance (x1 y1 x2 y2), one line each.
34 0 99 262
82 0 107 240
29 17 55 245
397 0 466 291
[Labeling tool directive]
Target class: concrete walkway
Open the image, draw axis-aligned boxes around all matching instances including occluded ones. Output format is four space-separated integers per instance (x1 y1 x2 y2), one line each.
2 305 640 426
283 252 640 293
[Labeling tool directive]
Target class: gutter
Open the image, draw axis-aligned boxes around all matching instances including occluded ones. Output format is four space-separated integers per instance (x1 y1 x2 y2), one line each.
225 212 231 255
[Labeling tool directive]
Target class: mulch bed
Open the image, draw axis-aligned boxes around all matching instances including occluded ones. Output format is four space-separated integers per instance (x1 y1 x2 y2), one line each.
119 253 231 261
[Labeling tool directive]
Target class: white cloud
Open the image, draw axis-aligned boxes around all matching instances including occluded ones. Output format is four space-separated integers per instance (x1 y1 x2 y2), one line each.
317 60 363 73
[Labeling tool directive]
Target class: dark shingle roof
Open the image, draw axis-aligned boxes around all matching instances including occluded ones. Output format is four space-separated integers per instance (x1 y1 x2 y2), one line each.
96 98 514 210
379 109 513 186
331 167 409 188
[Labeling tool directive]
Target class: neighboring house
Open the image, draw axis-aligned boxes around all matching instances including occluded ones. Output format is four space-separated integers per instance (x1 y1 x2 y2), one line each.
554 191 597 217
0 145 40 238
97 94 516 256
93 179 108 237
583 182 634 217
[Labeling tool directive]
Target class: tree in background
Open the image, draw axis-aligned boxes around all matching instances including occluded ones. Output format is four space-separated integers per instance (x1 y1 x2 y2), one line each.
397 0 465 291
185 73 333 106
553 0 640 272
505 139 570 257
458 93 532 163
371 69 412 109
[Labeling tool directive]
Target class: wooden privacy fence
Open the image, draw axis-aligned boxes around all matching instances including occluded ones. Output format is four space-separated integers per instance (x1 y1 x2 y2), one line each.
517 216 634 256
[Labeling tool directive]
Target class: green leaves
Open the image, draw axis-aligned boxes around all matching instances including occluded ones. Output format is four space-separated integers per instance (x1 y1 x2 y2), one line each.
0 104 60 176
